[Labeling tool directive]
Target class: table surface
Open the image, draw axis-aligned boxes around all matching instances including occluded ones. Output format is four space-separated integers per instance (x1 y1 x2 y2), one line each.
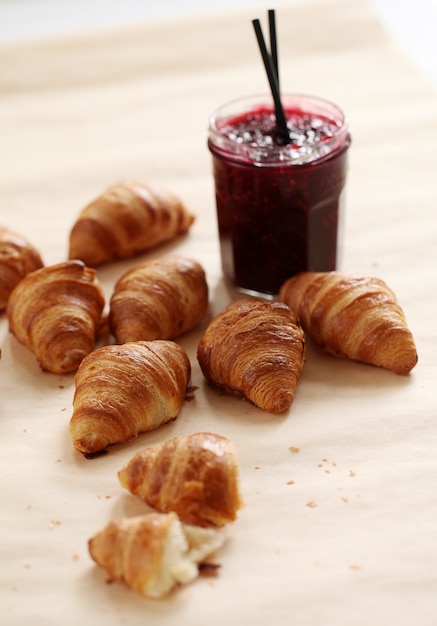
1 0 437 85
1 1 436 624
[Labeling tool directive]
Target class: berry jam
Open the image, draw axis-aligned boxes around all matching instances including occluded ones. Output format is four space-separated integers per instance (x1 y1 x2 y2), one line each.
208 96 351 296
218 106 341 163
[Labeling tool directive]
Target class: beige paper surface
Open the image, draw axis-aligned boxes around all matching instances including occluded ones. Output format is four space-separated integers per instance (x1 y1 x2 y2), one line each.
1 1 436 624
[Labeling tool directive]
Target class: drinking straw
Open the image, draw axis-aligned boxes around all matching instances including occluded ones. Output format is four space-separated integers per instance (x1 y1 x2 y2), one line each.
268 9 279 89
252 16 290 144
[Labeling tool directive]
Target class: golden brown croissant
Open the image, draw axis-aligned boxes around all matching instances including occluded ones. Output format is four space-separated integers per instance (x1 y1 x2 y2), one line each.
7 260 104 374
196 298 305 414
70 340 191 456
68 181 195 267
109 255 209 343
88 512 225 598
118 432 242 527
279 271 418 375
0 225 43 312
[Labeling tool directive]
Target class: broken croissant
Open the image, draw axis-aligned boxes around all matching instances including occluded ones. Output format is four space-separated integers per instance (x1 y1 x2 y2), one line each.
197 298 305 414
7 260 105 374
68 181 195 267
0 225 44 312
279 271 418 375
70 340 191 456
88 512 225 598
118 432 243 527
109 255 209 343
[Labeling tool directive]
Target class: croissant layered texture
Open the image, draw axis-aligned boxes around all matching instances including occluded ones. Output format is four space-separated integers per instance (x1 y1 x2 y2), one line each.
70 341 191 456
7 260 105 374
0 225 44 312
109 255 209 343
118 432 243 527
279 271 418 375
68 181 195 267
197 298 305 414
88 512 225 598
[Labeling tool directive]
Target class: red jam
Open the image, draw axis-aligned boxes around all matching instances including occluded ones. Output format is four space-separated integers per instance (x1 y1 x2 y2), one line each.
208 97 351 296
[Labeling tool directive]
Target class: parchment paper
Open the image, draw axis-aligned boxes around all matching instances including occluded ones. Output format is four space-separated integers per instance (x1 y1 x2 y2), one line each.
1 1 436 624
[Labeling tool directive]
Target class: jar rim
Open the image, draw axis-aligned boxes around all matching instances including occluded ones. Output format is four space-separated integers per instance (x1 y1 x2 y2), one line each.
208 93 350 167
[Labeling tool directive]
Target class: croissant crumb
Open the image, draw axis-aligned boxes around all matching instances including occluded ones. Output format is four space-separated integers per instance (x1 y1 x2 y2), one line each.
68 181 195 267
88 512 225 598
109 255 208 343
118 432 243 527
70 340 191 455
197 298 305 414
279 271 418 375
7 260 104 374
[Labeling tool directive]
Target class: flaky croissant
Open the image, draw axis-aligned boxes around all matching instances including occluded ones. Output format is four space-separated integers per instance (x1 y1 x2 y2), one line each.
68 181 195 267
109 255 209 343
7 260 104 374
118 432 242 527
88 512 225 598
197 298 305 414
0 225 43 312
70 340 191 456
279 271 418 374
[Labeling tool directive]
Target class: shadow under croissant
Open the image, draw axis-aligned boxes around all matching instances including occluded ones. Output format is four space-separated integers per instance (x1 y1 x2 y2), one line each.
79 559 190 607
81 559 222 605
199 377 293 426
298 339 418 392
72 416 181 459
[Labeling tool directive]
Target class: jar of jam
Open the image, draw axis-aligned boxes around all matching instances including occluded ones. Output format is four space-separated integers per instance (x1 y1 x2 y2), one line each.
208 93 351 298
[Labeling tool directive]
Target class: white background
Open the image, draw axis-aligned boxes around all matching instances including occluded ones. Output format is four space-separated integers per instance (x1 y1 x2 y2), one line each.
0 0 437 85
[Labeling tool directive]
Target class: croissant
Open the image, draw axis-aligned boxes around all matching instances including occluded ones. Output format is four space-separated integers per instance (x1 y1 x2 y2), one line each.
197 298 305 414
0 225 43 312
7 260 105 374
279 271 418 375
88 512 225 598
118 432 242 527
70 340 191 456
109 255 209 343
68 181 195 267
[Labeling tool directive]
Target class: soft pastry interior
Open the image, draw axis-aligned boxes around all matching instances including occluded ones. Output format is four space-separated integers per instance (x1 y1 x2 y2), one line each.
88 512 225 599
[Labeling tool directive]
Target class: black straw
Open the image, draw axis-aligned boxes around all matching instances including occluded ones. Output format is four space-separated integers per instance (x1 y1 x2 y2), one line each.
252 15 290 145
268 9 279 89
